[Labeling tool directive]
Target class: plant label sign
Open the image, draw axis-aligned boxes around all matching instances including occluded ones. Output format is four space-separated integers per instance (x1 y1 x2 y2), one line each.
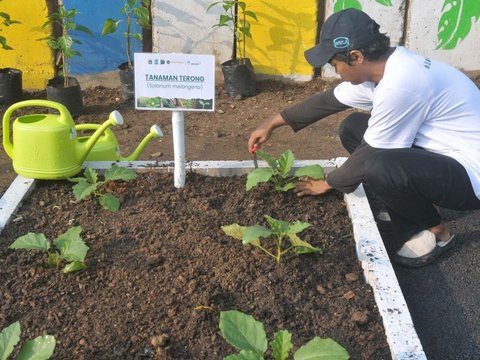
134 53 215 112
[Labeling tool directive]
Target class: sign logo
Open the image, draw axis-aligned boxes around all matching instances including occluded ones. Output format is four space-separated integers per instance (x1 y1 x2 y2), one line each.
333 37 350 49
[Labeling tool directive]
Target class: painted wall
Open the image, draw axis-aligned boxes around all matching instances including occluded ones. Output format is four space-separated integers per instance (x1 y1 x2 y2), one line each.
152 0 318 81
63 0 143 74
0 0 53 89
1 1 480 89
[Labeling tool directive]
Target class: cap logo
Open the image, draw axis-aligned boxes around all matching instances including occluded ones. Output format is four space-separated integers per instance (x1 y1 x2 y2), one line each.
333 37 350 49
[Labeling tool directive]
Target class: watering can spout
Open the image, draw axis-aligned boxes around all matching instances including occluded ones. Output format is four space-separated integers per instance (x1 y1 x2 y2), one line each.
80 110 124 162
120 125 164 161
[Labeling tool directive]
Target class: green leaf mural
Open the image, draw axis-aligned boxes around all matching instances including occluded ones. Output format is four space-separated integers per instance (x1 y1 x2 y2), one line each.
334 0 362 12
333 0 392 12
437 0 480 49
375 0 392 6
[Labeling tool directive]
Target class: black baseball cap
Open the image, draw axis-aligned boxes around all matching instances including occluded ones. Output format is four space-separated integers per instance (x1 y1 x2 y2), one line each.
305 8 381 67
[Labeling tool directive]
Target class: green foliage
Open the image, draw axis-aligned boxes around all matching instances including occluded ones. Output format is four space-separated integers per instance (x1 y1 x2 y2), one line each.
221 215 320 263
9 226 89 274
437 0 480 49
102 0 151 69
246 150 324 192
207 0 258 62
0 321 56 360
68 165 137 212
0 2 21 50
39 6 93 87
219 310 350 360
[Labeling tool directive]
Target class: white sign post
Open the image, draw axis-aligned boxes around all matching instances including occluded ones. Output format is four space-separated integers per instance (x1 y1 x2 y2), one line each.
134 53 215 188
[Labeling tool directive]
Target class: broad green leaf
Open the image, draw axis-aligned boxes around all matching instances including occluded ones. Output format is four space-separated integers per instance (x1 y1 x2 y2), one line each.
105 165 137 181
72 180 97 201
243 225 272 245
224 350 263 360
288 221 311 235
17 335 56 360
75 24 93 35
289 234 321 254
54 227 88 262
256 150 277 169
333 0 362 12
265 216 289 235
54 226 82 250
99 193 120 212
271 330 293 360
293 337 349 360
102 18 120 35
0 321 20 360
437 0 480 49
221 224 247 241
246 168 273 191
294 165 325 180
9 233 50 251
277 150 294 178
219 311 267 356
62 261 86 273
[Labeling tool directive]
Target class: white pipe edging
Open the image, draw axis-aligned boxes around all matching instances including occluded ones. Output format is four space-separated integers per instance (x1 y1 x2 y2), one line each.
0 160 426 359
0 176 36 232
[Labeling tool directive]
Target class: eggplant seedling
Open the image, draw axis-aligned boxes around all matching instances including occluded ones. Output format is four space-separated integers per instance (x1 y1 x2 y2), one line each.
0 321 56 360
219 310 350 360
246 149 324 191
68 164 137 212
9 226 89 273
221 215 320 263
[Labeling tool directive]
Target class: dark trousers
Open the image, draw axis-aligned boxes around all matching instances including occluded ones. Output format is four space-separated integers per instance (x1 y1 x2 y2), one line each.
339 112 480 248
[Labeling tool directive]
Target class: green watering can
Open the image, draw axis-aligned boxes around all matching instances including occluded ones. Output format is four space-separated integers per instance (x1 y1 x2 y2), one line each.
2 99 161 180
76 123 163 161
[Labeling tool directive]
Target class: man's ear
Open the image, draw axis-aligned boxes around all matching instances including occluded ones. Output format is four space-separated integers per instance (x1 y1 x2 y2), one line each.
348 50 364 64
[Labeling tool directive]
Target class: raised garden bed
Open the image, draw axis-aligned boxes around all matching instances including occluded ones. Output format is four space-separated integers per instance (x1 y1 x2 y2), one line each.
0 160 425 359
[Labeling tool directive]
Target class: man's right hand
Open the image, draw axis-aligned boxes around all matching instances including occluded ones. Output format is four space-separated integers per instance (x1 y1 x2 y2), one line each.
247 113 288 153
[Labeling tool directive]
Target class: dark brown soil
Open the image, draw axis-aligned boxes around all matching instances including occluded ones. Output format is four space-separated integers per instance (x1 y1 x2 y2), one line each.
0 171 390 359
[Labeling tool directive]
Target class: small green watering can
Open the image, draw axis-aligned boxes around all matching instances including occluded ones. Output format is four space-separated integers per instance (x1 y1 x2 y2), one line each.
2 99 125 179
76 123 163 161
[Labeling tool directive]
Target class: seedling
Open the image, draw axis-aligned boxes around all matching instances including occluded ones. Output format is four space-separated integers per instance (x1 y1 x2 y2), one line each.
9 226 89 274
221 215 320 263
0 321 56 360
39 5 93 88
219 310 350 360
246 149 325 191
68 164 137 212
207 0 258 63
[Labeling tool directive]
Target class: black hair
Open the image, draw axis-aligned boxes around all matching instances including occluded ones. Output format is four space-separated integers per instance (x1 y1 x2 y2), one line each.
331 32 391 63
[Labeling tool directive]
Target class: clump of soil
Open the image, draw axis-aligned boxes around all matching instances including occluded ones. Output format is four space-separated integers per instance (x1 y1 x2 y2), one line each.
0 172 391 359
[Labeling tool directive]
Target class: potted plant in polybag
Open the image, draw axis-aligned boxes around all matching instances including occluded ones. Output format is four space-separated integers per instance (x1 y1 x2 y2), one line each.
40 5 93 116
207 0 258 98
102 0 151 100
0 4 22 105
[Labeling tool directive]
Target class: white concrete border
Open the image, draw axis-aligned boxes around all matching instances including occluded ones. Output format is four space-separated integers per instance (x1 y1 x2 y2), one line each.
0 159 426 359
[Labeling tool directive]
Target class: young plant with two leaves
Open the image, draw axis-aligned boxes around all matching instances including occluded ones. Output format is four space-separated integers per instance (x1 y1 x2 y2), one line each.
9 226 89 274
246 149 325 192
219 310 350 360
68 164 137 212
221 215 320 263
0 321 56 360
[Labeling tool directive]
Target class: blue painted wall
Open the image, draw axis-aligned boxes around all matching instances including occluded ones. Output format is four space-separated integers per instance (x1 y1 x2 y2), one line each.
64 0 143 75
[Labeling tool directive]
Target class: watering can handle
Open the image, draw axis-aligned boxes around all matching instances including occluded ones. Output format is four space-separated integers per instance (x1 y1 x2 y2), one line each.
75 123 114 139
2 100 71 159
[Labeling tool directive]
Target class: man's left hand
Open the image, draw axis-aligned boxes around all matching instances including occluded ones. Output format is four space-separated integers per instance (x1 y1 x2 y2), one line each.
294 178 332 197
